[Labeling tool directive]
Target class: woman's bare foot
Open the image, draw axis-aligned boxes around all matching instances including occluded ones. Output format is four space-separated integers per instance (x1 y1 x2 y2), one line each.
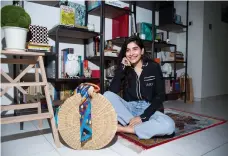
117 124 135 134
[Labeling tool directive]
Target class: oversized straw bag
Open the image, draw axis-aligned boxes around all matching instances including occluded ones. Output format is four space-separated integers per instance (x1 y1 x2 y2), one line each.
57 83 117 150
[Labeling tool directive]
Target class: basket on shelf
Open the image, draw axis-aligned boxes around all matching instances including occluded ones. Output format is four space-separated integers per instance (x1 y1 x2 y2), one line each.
56 83 117 150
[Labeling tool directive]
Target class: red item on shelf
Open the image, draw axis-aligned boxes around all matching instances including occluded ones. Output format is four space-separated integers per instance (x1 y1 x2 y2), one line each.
84 60 88 69
112 7 129 39
92 70 100 78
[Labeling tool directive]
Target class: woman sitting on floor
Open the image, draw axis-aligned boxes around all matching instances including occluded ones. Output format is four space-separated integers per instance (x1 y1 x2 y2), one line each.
103 35 175 139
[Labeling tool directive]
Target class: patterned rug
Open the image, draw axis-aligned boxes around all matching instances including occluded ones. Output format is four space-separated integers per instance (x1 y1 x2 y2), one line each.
117 108 226 152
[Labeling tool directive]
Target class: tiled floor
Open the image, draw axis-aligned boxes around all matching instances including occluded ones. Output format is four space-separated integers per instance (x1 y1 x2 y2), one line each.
1 95 228 156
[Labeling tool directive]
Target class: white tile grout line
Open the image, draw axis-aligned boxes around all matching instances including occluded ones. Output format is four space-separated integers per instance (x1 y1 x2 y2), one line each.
201 141 228 156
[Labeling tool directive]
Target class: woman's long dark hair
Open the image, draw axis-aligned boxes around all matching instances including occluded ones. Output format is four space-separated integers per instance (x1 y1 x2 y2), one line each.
116 35 151 89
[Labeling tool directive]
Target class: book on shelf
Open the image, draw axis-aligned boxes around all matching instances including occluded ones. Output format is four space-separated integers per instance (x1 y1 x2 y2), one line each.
59 1 86 28
59 48 74 79
48 82 75 101
60 5 75 26
27 42 51 52
46 55 56 79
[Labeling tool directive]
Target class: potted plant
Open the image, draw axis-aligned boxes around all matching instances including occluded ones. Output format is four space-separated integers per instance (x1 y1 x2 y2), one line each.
1 5 31 51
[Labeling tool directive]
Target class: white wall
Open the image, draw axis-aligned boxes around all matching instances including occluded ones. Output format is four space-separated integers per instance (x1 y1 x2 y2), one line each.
175 1 205 99
176 1 228 99
201 1 228 98
187 1 205 99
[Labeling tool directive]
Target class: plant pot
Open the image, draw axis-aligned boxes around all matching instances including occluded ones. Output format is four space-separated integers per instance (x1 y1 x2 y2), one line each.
2 26 28 51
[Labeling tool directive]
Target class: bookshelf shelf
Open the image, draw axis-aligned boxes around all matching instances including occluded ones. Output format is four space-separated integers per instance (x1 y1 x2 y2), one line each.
158 23 187 33
47 78 100 83
48 25 99 44
86 56 118 61
108 37 176 49
28 0 60 7
161 61 186 63
87 4 131 19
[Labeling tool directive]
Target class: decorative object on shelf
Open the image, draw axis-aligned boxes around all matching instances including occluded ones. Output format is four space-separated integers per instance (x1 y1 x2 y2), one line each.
84 68 92 78
159 49 184 62
156 32 164 41
87 0 101 11
106 61 116 77
83 60 92 78
97 49 118 57
28 25 49 44
92 70 100 78
56 83 117 149
137 22 157 41
87 22 95 31
1 5 31 51
112 7 129 39
65 53 80 78
78 56 83 76
179 73 194 103
161 63 172 77
139 33 146 40
60 5 75 26
173 8 182 24
94 36 100 56
165 80 171 93
175 14 182 24
107 40 113 49
154 58 161 64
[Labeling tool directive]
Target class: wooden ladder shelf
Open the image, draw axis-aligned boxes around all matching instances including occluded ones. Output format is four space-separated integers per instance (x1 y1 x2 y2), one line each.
0 50 60 148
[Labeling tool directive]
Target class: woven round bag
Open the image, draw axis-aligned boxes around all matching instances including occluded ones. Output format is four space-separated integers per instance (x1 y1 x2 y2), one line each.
57 83 117 150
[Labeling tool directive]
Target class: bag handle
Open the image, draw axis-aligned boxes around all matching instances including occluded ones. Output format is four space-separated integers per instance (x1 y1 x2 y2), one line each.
83 83 100 93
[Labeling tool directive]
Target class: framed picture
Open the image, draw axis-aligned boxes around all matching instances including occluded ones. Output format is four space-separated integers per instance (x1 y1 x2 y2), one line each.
156 32 164 41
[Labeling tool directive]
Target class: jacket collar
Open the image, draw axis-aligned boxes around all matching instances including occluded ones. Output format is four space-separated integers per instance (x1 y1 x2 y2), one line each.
142 59 148 68
130 59 148 69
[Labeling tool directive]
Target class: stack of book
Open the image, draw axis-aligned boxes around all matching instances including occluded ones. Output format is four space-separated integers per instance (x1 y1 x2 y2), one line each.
27 42 51 52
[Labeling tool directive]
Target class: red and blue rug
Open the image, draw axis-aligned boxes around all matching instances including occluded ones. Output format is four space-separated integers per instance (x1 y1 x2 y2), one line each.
117 108 226 152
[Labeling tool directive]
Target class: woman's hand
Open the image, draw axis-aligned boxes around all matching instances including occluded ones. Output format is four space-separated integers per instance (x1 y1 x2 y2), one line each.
129 116 142 127
121 57 131 66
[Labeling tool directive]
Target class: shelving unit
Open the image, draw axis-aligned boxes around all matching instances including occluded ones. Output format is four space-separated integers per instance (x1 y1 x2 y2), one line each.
156 1 189 102
121 1 189 102
28 1 189 102
45 24 100 82
85 1 134 93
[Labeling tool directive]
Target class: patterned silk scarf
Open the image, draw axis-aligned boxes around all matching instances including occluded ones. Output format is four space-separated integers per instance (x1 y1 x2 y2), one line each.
76 84 92 143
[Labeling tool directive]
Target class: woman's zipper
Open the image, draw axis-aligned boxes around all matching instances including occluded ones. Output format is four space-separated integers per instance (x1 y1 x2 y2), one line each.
136 74 143 100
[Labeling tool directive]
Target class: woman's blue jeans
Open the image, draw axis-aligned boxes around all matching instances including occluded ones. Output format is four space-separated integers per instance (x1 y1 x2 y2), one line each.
103 91 175 139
